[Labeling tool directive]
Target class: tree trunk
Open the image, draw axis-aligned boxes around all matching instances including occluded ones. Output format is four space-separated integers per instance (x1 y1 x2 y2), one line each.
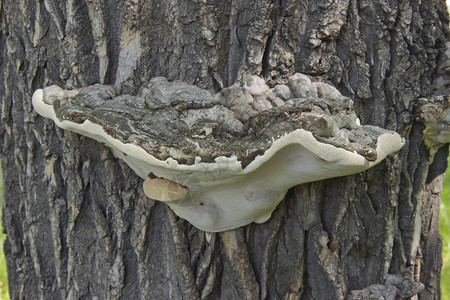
0 0 448 299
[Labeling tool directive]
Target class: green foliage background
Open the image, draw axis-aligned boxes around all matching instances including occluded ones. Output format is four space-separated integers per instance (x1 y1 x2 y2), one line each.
0 167 8 299
441 156 450 300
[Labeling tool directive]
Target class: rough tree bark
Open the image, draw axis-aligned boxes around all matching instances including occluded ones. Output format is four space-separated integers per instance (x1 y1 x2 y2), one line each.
0 0 449 299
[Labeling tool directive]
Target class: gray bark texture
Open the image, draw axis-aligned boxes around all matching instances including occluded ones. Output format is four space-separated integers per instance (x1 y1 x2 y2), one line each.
0 0 449 299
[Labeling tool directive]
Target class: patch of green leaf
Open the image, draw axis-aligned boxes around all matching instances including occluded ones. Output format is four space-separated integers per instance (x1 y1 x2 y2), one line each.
441 155 450 300
0 224 7 299
0 166 8 300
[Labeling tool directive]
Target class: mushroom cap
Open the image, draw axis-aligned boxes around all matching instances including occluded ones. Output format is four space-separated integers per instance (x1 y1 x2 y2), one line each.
143 177 189 202
32 74 405 232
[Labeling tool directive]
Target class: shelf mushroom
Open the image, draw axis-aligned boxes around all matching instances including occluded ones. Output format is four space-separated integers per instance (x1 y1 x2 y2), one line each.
32 74 405 232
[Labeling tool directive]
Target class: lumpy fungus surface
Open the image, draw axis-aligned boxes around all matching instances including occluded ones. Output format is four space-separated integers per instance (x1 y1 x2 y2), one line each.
32 74 405 232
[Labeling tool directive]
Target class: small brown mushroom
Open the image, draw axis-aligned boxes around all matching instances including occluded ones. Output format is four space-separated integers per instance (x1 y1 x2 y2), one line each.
143 176 189 202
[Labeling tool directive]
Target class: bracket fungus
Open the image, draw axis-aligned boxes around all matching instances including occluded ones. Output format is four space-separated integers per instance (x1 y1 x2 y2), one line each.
32 74 405 232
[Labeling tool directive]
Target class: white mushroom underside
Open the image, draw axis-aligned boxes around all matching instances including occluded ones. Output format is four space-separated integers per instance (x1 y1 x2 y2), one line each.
32 88 404 232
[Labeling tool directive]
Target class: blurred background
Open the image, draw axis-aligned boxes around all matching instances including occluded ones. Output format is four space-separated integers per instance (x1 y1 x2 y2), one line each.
441 157 450 299
0 165 8 299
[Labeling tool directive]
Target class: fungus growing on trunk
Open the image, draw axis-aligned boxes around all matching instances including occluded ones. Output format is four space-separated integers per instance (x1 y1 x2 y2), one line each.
32 74 405 232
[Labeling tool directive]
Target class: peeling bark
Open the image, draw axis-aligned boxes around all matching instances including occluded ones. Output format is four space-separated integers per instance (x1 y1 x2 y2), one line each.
0 0 448 299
